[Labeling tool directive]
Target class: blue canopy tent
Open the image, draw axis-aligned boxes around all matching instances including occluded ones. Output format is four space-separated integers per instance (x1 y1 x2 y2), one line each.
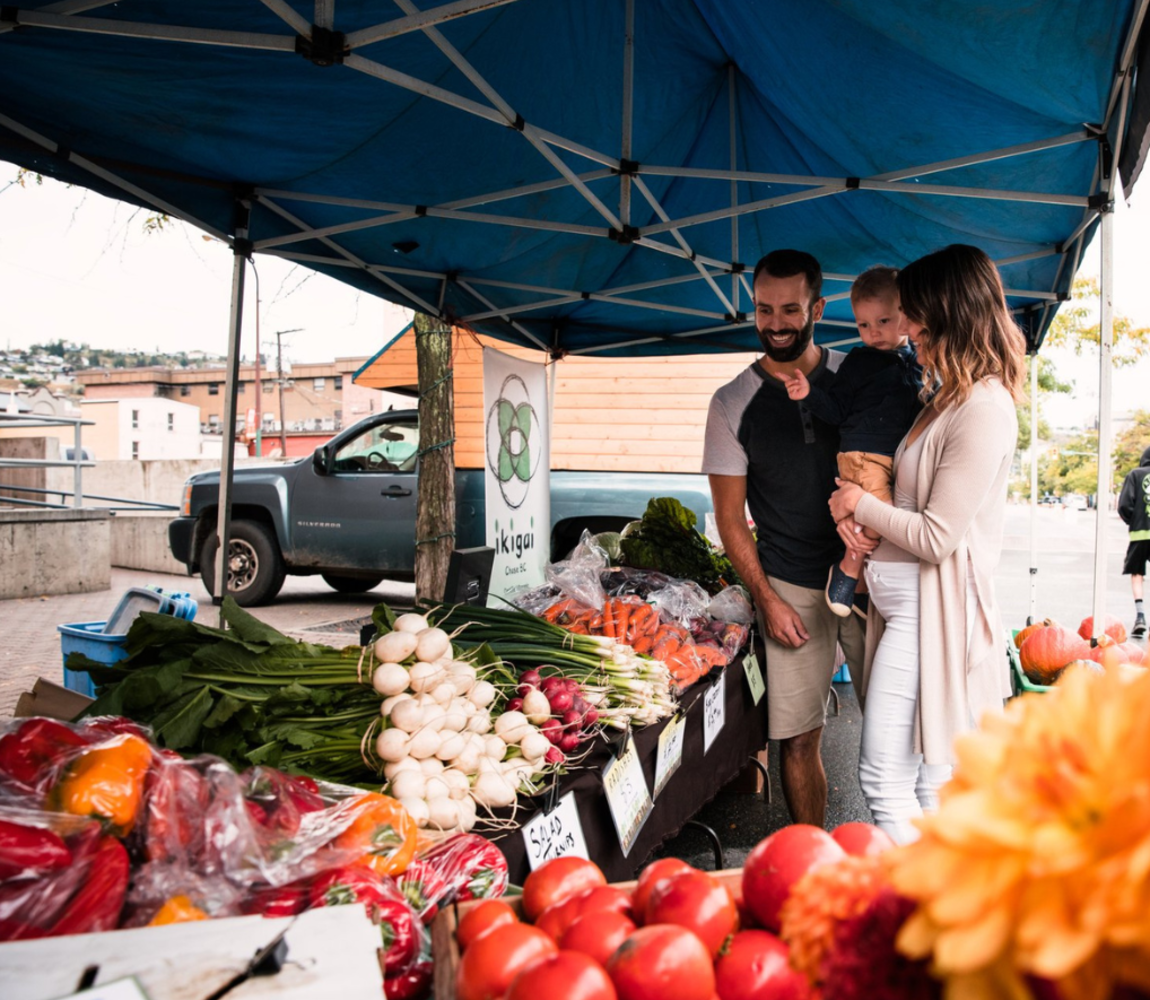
0 0 1146 622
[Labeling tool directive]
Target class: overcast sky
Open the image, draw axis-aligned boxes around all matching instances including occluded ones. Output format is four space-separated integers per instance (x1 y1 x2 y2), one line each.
0 165 1146 429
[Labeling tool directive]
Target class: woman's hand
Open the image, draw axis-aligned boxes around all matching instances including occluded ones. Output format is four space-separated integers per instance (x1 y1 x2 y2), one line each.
837 516 879 556
828 478 865 523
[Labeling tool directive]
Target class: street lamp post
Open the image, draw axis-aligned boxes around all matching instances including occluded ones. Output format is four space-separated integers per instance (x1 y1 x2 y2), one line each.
275 328 301 457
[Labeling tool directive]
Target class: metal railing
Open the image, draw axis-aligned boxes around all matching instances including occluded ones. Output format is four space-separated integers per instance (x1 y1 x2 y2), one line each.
0 412 177 513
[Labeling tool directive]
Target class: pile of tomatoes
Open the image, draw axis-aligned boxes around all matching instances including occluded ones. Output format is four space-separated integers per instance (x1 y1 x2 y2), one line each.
451 821 893 1000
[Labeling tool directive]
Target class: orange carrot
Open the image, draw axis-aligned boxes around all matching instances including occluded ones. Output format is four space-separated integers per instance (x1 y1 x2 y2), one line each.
615 601 632 644
602 600 616 639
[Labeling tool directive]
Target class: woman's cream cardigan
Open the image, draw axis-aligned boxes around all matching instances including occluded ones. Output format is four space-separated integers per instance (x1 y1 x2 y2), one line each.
854 378 1018 765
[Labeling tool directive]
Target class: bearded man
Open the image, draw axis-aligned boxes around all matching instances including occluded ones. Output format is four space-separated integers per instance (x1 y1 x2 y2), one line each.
703 249 864 828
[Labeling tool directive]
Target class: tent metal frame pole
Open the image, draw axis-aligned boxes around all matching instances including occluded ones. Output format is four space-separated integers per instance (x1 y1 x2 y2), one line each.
1091 203 1115 640
620 0 634 228
1029 349 1039 622
214 198 251 624
10 9 293 50
0 0 116 37
729 63 740 314
455 280 549 351
259 0 312 36
346 0 526 49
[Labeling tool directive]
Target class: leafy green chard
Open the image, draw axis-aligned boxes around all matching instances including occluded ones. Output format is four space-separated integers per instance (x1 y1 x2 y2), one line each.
68 598 383 784
618 496 740 595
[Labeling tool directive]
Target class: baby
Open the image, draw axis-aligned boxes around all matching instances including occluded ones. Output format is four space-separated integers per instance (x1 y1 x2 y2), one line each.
776 266 924 616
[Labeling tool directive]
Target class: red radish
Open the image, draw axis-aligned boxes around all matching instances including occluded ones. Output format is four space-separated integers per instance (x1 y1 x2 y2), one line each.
561 709 583 730
558 731 582 753
541 718 564 745
544 746 565 764
541 676 563 694
548 689 574 713
583 708 599 726
518 669 542 696
506 697 524 712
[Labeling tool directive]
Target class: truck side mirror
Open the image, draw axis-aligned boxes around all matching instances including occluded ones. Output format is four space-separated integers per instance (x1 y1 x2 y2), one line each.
312 446 330 475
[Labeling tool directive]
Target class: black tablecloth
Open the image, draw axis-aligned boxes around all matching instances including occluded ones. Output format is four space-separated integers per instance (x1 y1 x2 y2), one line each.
490 653 768 884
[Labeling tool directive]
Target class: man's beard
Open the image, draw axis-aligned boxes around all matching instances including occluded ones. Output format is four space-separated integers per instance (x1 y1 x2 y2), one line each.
757 315 815 363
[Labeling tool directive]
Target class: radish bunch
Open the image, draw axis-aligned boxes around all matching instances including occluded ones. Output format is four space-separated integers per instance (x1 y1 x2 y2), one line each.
506 669 600 759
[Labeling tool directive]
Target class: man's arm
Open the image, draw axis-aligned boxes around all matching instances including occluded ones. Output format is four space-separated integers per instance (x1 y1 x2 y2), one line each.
1118 471 1136 526
709 474 810 648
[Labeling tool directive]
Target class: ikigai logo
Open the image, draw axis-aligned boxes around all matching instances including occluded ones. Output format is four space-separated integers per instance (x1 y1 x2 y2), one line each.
485 373 542 509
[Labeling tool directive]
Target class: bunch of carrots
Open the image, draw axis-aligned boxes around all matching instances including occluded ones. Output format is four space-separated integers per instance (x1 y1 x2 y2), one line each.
540 595 728 689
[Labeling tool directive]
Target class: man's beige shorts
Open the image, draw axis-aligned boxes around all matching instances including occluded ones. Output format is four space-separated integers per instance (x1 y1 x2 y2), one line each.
757 576 866 740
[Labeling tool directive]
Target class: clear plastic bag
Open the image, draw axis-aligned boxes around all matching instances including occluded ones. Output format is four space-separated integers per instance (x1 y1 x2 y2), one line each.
395 833 509 924
707 585 755 626
544 529 608 610
647 578 711 628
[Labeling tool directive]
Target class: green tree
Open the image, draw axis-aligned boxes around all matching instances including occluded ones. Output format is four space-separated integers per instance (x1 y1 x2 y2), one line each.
1043 276 1150 366
1113 411 1150 482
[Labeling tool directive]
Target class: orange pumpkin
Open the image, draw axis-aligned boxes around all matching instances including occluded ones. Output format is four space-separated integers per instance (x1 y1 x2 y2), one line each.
1014 618 1057 650
1119 641 1147 665
1077 613 1128 644
1087 635 1131 669
1019 625 1089 686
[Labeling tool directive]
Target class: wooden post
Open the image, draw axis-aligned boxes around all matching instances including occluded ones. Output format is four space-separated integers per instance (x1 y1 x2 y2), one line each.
413 312 455 603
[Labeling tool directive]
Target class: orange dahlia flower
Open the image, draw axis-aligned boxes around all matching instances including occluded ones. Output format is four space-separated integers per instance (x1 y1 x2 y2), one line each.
889 662 1150 999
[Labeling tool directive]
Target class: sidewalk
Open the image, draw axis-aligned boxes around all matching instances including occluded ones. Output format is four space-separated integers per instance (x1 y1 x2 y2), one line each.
0 568 415 719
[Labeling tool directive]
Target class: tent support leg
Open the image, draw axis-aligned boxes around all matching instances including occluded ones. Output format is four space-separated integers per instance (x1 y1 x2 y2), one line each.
1028 348 1038 622
1090 202 1115 638
213 198 251 626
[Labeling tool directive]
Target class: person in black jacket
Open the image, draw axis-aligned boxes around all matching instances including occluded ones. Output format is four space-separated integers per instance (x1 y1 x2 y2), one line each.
776 266 923 616
1118 444 1150 638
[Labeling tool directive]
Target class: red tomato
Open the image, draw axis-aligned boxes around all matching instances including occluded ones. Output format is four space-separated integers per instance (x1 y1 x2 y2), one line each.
714 930 809 1000
560 909 636 968
644 871 738 957
536 885 632 941
830 821 895 858
607 924 715 1000
456 898 519 952
522 857 607 922
631 857 696 924
742 825 845 931
506 950 618 1000
456 922 558 1000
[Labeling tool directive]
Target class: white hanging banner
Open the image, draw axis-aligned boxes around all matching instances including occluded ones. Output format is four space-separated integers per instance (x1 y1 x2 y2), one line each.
483 348 550 602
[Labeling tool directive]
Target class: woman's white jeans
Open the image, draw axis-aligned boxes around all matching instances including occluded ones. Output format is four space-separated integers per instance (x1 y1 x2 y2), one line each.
860 560 959 845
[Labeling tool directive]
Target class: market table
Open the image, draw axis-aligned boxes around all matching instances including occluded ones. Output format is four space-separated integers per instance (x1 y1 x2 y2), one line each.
487 648 768 884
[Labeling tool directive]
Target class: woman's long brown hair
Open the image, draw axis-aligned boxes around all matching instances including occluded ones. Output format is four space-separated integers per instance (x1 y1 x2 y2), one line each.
897 244 1028 410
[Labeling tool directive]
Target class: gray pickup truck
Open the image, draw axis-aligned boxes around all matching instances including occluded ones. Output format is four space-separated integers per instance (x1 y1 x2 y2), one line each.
169 408 714 605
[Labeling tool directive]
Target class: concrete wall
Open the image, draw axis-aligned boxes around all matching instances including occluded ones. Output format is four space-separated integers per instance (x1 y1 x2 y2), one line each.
0 436 53 505
0 509 110 598
44 456 281 507
111 513 188 574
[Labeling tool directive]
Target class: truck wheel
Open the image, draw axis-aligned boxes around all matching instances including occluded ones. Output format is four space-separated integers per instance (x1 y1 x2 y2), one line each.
322 574 385 594
199 520 286 607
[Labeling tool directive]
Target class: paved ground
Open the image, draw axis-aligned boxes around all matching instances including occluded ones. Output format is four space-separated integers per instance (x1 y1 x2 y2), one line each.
0 503 1141 870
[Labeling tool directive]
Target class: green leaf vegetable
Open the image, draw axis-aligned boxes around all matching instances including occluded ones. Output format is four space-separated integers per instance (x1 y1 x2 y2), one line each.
618 496 740 595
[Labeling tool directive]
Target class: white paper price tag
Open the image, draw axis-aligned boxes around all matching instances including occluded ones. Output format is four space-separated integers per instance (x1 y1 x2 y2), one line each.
703 670 726 754
653 713 685 799
521 791 590 870
743 648 765 705
61 978 151 1000
602 734 653 857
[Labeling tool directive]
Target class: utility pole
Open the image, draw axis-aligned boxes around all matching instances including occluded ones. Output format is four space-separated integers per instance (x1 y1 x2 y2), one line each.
275 328 301 457
253 345 262 457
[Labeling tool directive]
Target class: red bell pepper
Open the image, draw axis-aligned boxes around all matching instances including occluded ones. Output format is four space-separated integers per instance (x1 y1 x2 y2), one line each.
382 958 433 1000
376 895 420 978
308 864 394 910
0 718 90 794
448 835 510 902
142 759 211 864
395 857 450 924
0 819 72 879
48 835 130 936
242 878 313 918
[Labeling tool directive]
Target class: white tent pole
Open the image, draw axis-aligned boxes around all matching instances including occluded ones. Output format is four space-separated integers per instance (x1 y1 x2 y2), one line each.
620 0 634 227
1091 204 1115 639
213 198 252 626
1029 348 1039 622
729 63 740 313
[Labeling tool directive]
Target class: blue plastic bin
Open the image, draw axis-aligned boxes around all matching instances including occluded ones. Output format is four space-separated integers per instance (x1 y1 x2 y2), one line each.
59 587 197 698
832 662 852 683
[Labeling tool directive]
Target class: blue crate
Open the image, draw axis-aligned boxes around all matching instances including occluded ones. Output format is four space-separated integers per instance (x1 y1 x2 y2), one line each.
832 662 852 683
58 621 130 698
58 587 198 698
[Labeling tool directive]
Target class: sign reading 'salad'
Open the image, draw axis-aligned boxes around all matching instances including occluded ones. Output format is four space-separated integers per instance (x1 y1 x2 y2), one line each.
482 348 550 602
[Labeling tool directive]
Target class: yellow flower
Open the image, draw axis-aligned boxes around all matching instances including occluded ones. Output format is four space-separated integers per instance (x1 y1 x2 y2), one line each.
889 662 1150 997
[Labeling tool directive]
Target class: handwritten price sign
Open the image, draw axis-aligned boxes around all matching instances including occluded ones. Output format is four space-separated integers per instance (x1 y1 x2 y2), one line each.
521 791 589 870
703 670 726 754
602 734 653 857
743 648 765 705
653 713 685 799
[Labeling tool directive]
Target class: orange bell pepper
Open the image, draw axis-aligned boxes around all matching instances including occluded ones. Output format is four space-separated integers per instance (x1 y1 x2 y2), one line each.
49 733 153 836
149 894 208 926
333 792 417 876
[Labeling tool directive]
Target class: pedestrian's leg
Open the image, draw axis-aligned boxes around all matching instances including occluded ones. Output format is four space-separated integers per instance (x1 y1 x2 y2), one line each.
1133 573 1146 637
857 562 926 844
778 728 826 828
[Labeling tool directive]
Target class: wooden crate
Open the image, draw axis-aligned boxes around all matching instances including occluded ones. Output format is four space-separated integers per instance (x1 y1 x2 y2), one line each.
431 869 744 1000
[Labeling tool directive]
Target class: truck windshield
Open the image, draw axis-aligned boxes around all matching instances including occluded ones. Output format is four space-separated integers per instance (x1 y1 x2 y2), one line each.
332 421 420 473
